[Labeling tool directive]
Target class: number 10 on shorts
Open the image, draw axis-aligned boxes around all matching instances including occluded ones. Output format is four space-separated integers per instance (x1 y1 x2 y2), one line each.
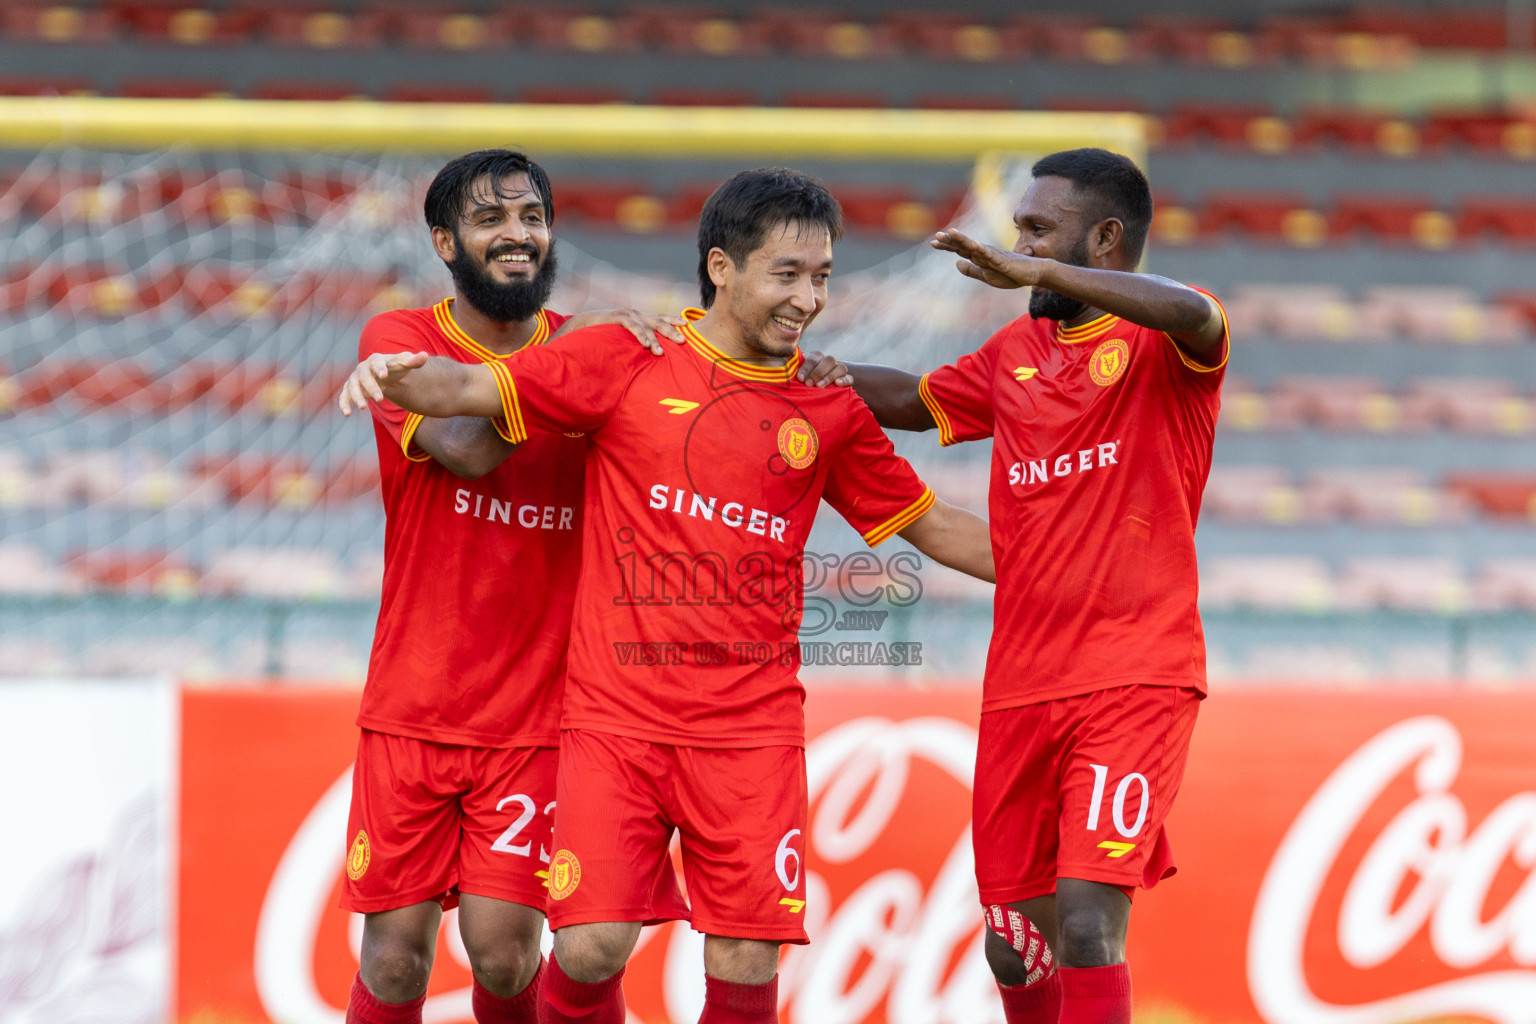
1084 764 1150 844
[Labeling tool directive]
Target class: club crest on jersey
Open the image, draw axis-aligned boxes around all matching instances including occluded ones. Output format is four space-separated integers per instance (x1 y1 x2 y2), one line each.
548 849 581 900
776 418 818 470
1089 338 1130 386
346 830 370 881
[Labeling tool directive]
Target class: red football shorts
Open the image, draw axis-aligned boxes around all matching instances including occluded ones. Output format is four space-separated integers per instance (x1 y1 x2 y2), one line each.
545 729 809 944
972 684 1202 905
341 729 558 914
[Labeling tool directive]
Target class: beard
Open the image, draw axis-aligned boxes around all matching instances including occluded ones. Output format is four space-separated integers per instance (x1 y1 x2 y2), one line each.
1027 232 1091 323
449 237 559 324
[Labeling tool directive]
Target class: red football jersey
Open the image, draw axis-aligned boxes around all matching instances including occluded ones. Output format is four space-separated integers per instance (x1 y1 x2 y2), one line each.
488 309 934 747
357 298 583 747
919 294 1228 710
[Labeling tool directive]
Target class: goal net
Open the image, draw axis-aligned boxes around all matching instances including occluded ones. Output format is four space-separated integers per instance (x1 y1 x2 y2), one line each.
0 99 1144 679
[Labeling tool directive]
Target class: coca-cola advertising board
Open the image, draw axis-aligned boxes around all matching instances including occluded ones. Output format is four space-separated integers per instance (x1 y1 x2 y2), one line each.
176 687 1536 1024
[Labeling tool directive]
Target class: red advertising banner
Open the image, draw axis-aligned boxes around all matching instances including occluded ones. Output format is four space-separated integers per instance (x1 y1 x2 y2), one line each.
177 687 1536 1024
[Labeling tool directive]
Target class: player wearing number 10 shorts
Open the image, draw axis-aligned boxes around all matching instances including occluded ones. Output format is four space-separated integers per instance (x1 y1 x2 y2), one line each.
848 149 1228 1024
346 167 998 1024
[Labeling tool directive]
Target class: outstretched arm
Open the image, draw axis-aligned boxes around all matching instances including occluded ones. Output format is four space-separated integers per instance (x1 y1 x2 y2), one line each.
933 228 1225 363
338 352 503 420
844 363 936 432
896 498 995 583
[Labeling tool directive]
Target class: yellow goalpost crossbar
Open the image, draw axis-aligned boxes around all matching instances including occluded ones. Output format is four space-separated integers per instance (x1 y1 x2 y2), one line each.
0 96 1146 163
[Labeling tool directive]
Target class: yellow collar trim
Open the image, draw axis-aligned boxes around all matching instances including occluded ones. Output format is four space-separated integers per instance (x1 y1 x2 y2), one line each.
678 307 804 383
1055 311 1119 344
433 298 551 362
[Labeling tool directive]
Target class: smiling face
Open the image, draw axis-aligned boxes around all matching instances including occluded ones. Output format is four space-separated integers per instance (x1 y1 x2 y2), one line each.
433 171 558 323
709 220 833 361
1012 175 1095 322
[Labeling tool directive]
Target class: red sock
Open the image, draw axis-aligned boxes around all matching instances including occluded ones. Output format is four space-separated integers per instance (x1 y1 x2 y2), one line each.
697 974 778 1023
474 958 544 1024
537 954 625 1024
999 967 1062 1024
346 974 425 1024
1058 963 1131 1024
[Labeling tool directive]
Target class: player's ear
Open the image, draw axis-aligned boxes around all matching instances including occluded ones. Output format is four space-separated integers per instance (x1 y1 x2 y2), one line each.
431 225 458 264
1092 218 1123 262
706 247 733 290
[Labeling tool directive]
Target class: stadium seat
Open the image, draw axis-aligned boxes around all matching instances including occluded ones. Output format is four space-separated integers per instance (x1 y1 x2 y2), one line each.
650 87 759 107
1443 473 1536 520
1199 556 1334 611
1402 378 1533 435
913 93 1019 111
1 4 118 44
1458 197 1536 244
558 179 659 227
112 4 261 45
0 545 81 596
263 9 386 49
521 9 641 54
829 186 929 236
195 454 319 508
1422 110 1522 152
250 80 361 101
205 363 304 417
518 85 629 105
322 458 381 503
1305 467 1469 524
781 91 889 109
203 546 342 598
628 8 773 57
1353 286 1522 343
391 9 513 50
1199 192 1323 245
884 13 1028 62
385 83 495 104
1472 560 1536 611
67 548 199 596
1222 283 1355 340
1335 558 1471 612
1330 195 1450 247
752 12 899 60
0 76 95 96
1164 102 1275 146
1201 465 1308 523
1292 107 1395 150
118 77 231 99
1274 375 1419 434
1216 376 1302 433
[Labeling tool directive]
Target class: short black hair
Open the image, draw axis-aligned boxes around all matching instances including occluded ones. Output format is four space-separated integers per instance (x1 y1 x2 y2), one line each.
696 167 844 308
1031 148 1152 263
423 149 554 233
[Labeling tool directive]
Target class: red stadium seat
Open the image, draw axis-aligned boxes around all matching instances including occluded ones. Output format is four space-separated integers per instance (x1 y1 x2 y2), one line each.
629 8 773 57
752 12 899 60
1330 194 1450 246
119 77 231 99
666 182 723 226
1164 102 1276 146
913 94 1018 111
1292 107 1395 150
110 3 260 45
205 363 305 417
195 454 319 507
651 87 759 107
1352 286 1520 343
827 185 936 238
1443 474 1536 520
1497 291 1536 332
781 91 888 109
263 8 386 49
1199 191 1322 244
521 9 641 54
250 80 361 101
1 4 118 44
558 180 658 226
518 85 629 105
385 83 495 104
1305 468 1468 524
391 9 514 50
1472 561 1536 611
1458 197 1536 244
883 13 1027 62
1344 8 1506 50
321 458 382 503
1222 283 1356 340
1422 109 1522 152
0 76 95 96
68 548 198 595
203 546 342 598
1271 376 1408 434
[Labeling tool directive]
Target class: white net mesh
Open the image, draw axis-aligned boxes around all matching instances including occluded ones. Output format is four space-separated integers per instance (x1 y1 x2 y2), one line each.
0 147 1038 677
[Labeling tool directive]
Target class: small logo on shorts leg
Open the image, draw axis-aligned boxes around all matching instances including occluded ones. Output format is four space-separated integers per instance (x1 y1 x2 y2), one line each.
347 830 371 880
548 849 581 900
1098 840 1136 858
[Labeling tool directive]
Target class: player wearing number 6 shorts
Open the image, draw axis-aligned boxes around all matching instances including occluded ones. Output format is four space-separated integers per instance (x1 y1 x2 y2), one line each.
336 149 693 1024
845 149 1227 1024
345 167 998 1024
